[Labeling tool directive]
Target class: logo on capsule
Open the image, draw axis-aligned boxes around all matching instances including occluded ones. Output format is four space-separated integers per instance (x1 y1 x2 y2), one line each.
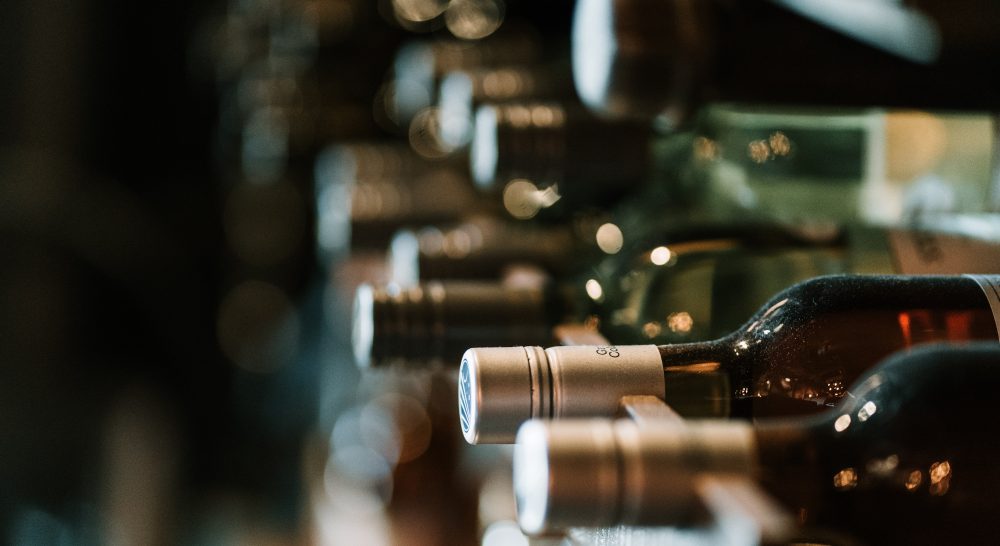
595 345 620 358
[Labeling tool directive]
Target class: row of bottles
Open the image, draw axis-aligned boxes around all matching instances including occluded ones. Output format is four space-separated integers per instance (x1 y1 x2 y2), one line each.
280 0 1000 545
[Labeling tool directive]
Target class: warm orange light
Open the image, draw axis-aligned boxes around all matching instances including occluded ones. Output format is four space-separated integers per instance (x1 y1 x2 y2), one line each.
897 312 913 347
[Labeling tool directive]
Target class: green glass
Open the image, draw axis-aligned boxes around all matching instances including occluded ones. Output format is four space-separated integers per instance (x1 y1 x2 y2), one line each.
686 106 997 226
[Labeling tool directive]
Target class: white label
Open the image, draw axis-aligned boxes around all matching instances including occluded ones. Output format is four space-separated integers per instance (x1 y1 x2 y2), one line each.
964 275 1000 338
890 230 1000 274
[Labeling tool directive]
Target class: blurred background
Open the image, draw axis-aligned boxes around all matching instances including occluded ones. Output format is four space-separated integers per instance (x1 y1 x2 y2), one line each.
4 0 1000 544
0 1 575 544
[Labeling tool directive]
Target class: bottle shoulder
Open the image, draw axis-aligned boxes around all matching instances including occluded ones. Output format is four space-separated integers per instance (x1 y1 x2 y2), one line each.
752 275 989 317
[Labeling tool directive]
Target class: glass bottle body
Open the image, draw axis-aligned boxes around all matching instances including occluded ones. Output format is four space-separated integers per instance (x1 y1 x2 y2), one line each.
754 344 1000 544
682 106 997 227
589 234 853 345
658 275 998 417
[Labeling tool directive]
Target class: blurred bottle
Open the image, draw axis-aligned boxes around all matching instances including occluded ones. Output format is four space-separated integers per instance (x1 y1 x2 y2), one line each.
357 223 1000 370
352 279 558 369
689 106 998 227
474 101 999 228
436 63 576 153
460 274 1000 443
513 343 1000 544
387 215 592 284
469 101 653 218
598 224 1000 343
389 30 542 130
314 142 492 266
572 0 1000 125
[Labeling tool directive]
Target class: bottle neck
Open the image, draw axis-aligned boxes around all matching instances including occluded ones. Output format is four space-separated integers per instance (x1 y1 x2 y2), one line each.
359 281 559 368
658 340 735 418
658 339 730 366
391 218 583 283
753 419 825 510
657 275 1000 418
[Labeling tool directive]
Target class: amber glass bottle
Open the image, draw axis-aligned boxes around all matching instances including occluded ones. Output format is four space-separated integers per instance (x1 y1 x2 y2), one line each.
460 274 1000 443
514 343 1000 544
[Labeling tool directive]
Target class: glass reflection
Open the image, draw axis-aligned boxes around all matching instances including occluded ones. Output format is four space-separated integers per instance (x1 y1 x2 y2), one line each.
642 321 662 339
928 461 952 496
585 279 604 302
502 179 560 219
649 246 673 266
391 0 448 24
445 0 504 40
834 414 852 432
857 400 877 421
667 311 693 334
905 470 923 491
595 223 624 254
833 468 858 490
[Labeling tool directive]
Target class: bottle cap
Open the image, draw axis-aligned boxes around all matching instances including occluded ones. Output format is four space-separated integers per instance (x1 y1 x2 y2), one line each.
459 344 666 444
392 33 542 126
352 282 553 369
315 143 434 256
513 419 756 534
317 147 488 253
572 0 713 125
470 102 651 194
438 65 576 150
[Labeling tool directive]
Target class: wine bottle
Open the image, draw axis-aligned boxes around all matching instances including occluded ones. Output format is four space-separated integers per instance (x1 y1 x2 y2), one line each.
357 225 858 368
459 274 1000 443
436 63 576 153
390 32 542 129
469 101 653 217
365 226 1000 369
313 143 492 263
513 343 1000 544
690 106 997 227
386 215 588 285
352 281 559 369
472 100 998 226
572 0 1000 125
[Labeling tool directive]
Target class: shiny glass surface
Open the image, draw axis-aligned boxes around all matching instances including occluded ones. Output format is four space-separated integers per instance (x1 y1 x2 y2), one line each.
656 275 998 416
754 344 1000 543
688 107 996 227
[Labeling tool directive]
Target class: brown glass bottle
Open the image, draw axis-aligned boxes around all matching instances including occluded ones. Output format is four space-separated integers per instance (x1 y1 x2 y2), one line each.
752 343 1000 544
460 275 1000 443
514 344 1000 544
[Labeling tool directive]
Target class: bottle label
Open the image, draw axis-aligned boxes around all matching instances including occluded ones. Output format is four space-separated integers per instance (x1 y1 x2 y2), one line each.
964 275 1000 338
890 231 1000 274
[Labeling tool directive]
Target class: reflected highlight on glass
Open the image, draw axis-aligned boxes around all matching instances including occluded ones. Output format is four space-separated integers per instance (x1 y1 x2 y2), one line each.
833 468 859 490
857 400 877 421
834 414 852 432
585 279 603 301
929 461 952 496
445 0 504 40
649 246 673 265
595 223 624 254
